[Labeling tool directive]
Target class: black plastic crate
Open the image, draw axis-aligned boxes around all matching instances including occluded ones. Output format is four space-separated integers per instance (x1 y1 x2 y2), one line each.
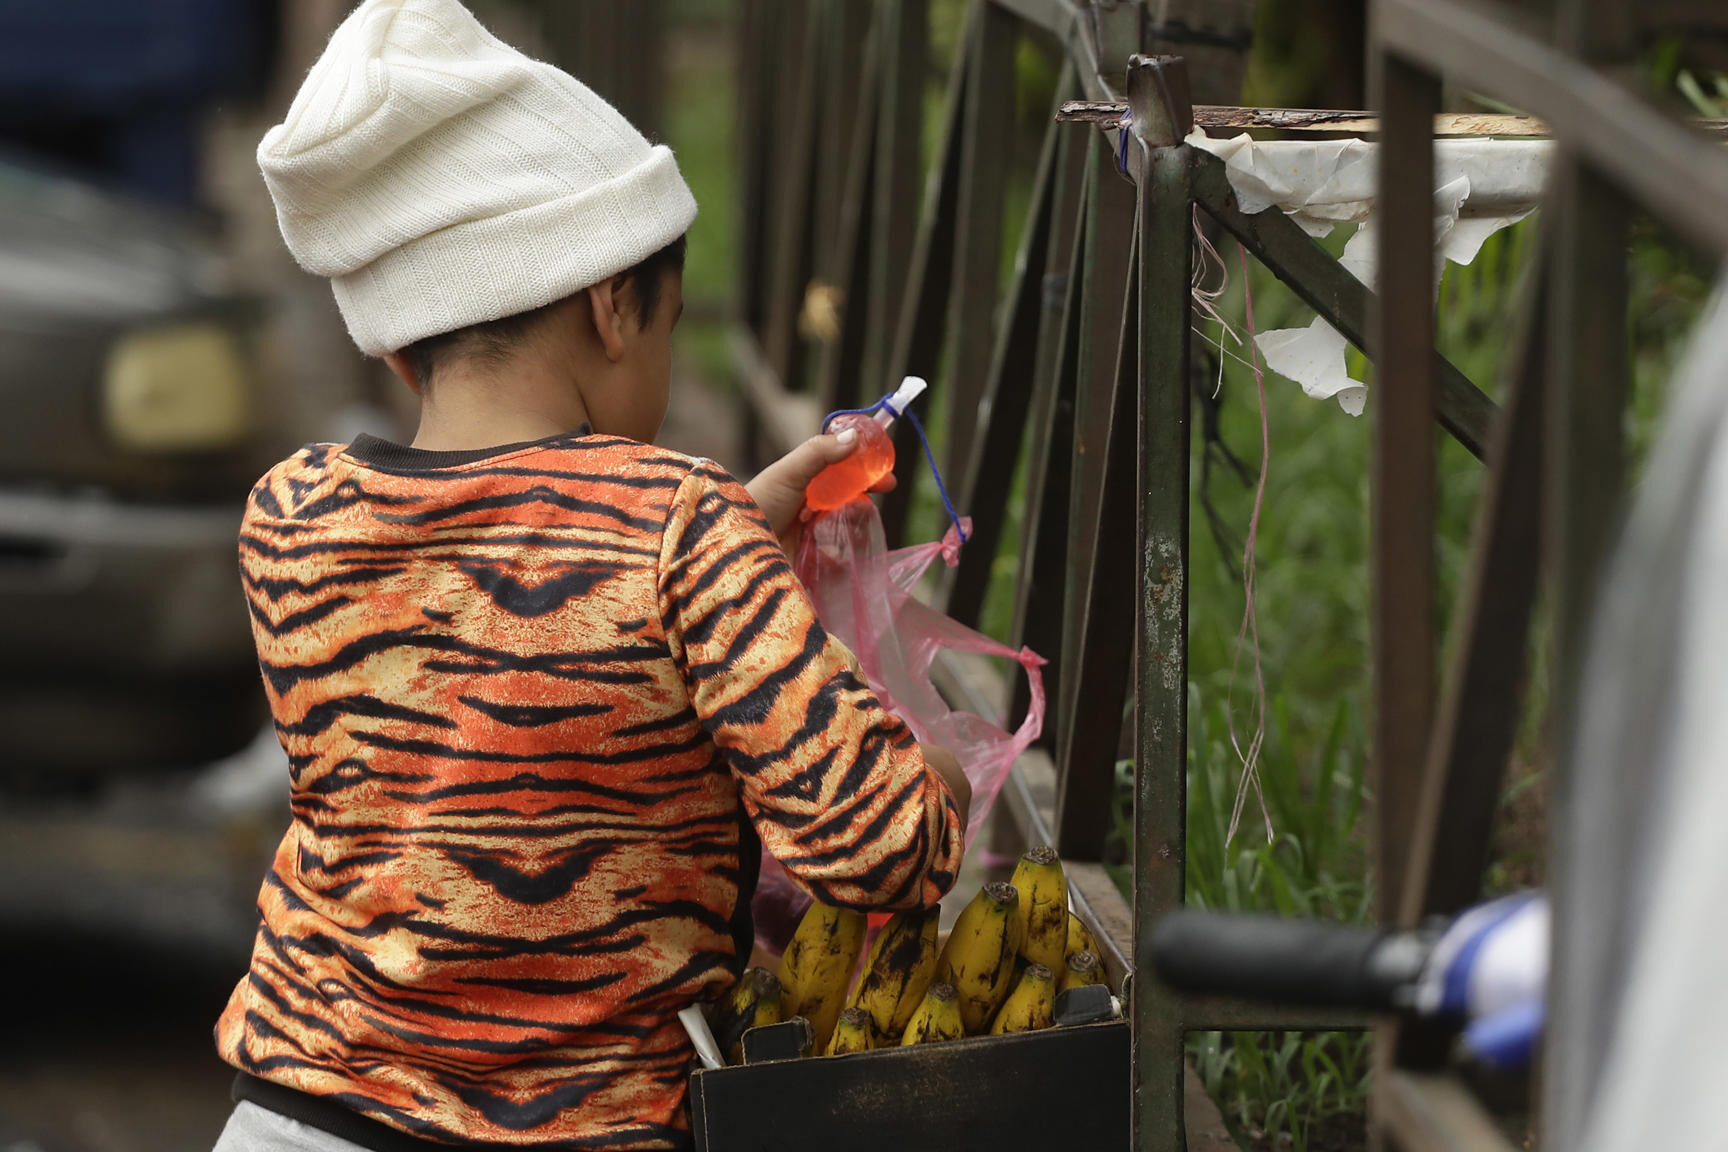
688 1020 1129 1151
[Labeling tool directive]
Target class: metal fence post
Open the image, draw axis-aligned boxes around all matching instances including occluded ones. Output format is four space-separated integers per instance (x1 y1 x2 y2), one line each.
1542 5 1635 1137
1127 52 1193 1152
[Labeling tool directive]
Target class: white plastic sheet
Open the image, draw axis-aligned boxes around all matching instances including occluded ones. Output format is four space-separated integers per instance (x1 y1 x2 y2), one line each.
1187 131 1550 413
1554 278 1728 1152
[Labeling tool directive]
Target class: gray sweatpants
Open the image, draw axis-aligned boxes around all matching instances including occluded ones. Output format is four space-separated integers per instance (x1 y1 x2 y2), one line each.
213 1102 371 1152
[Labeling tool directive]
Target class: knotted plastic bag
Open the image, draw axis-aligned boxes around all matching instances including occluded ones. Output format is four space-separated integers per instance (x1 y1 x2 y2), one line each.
749 496 1046 953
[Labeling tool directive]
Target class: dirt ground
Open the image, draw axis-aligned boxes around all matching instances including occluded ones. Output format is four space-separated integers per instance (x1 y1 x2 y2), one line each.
0 932 239 1152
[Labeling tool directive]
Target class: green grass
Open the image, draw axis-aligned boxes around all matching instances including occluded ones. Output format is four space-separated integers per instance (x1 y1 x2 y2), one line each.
1168 687 1372 1151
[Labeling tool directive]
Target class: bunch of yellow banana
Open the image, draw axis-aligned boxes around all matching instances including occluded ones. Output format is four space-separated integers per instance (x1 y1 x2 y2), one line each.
846 905 941 1045
899 981 965 1045
827 1007 878 1055
719 847 1117 1064
1009 847 1069 972
934 881 1023 1033
1066 908 1099 959
990 962 1056 1034
777 901 868 1053
709 966 784 1064
1060 950 1105 994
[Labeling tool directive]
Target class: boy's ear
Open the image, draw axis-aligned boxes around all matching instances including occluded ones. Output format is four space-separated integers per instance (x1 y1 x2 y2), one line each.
587 279 629 363
382 351 423 395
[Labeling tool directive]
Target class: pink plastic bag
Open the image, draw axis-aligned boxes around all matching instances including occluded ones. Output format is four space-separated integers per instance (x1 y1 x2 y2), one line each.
749 498 1046 953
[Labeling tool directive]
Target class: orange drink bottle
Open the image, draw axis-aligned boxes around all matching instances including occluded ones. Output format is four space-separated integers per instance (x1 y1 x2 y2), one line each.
804 377 928 512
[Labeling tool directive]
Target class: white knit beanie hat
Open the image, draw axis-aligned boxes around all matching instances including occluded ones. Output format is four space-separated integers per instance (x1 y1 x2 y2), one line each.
258 0 697 356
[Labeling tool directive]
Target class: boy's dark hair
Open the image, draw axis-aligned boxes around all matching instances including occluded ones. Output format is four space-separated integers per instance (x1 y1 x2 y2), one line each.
399 234 686 387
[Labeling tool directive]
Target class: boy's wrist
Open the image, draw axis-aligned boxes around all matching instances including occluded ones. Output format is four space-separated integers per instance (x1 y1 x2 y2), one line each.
922 744 971 832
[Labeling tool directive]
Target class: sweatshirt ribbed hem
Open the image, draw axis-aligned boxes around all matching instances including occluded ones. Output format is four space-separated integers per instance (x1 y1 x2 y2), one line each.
233 1072 469 1151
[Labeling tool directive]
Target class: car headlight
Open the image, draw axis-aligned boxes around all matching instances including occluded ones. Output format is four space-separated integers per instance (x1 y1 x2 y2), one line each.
102 321 252 452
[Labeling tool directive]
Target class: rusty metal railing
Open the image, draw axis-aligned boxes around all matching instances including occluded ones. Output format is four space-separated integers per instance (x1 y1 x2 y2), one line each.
1366 1 1728 1149
726 2 1404 1149
726 0 1728 1148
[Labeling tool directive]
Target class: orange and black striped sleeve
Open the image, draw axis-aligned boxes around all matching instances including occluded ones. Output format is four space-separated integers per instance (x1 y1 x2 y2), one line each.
657 460 962 910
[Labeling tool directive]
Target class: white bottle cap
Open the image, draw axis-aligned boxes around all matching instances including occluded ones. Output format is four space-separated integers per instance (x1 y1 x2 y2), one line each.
876 376 929 426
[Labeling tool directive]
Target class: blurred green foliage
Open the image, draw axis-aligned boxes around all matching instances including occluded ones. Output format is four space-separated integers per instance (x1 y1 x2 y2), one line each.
661 0 741 386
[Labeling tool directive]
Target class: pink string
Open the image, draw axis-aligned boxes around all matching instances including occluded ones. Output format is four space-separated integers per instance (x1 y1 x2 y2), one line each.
1225 241 1274 847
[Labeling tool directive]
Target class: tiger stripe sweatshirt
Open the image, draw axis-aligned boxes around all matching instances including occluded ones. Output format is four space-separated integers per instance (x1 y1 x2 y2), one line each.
215 430 964 1149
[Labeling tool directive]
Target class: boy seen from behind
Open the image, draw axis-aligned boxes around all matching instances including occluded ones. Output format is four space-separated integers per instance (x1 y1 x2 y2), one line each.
211 2 970 1149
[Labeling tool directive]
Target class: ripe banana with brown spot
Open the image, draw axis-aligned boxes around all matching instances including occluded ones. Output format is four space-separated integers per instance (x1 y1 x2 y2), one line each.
899 982 965 1045
1066 908 1098 961
825 1006 877 1055
990 962 1056 1034
710 967 784 1064
1060 950 1105 994
777 902 867 1053
1010 847 1069 971
846 905 940 1043
934 881 1021 1033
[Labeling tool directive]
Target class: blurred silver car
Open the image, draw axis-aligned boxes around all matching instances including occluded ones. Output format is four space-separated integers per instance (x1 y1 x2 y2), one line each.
0 160 268 786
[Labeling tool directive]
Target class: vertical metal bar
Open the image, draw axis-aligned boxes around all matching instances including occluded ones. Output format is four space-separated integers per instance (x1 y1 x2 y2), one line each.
1009 135 1091 739
733 0 776 464
1029 122 1092 463
946 1 1018 475
1070 136 1140 592
1086 0 1144 82
1132 140 1193 1152
946 87 1067 628
1542 2 1635 1137
1368 36 1442 1144
1546 13 1634 665
627 0 666 140
865 0 927 394
816 17 883 414
814 0 872 281
1399 254 1549 929
1541 150 1631 1152
1054 217 1140 861
737 0 776 336
879 7 973 545
1057 134 1138 768
600 4 623 119
1368 47 1439 934
762 3 821 392
568 4 604 106
544 3 661 144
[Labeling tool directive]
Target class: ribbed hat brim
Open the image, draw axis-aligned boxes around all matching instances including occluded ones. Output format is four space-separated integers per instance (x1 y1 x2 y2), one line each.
331 146 696 356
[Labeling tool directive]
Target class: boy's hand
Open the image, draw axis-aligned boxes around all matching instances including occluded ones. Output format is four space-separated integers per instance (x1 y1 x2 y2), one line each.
746 431 896 557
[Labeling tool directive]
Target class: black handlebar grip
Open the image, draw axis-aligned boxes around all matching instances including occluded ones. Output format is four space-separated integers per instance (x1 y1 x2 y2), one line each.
1150 909 1425 1012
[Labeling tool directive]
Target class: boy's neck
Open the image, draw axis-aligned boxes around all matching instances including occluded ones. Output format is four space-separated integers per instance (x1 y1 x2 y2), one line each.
409 360 594 452
410 407 584 452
